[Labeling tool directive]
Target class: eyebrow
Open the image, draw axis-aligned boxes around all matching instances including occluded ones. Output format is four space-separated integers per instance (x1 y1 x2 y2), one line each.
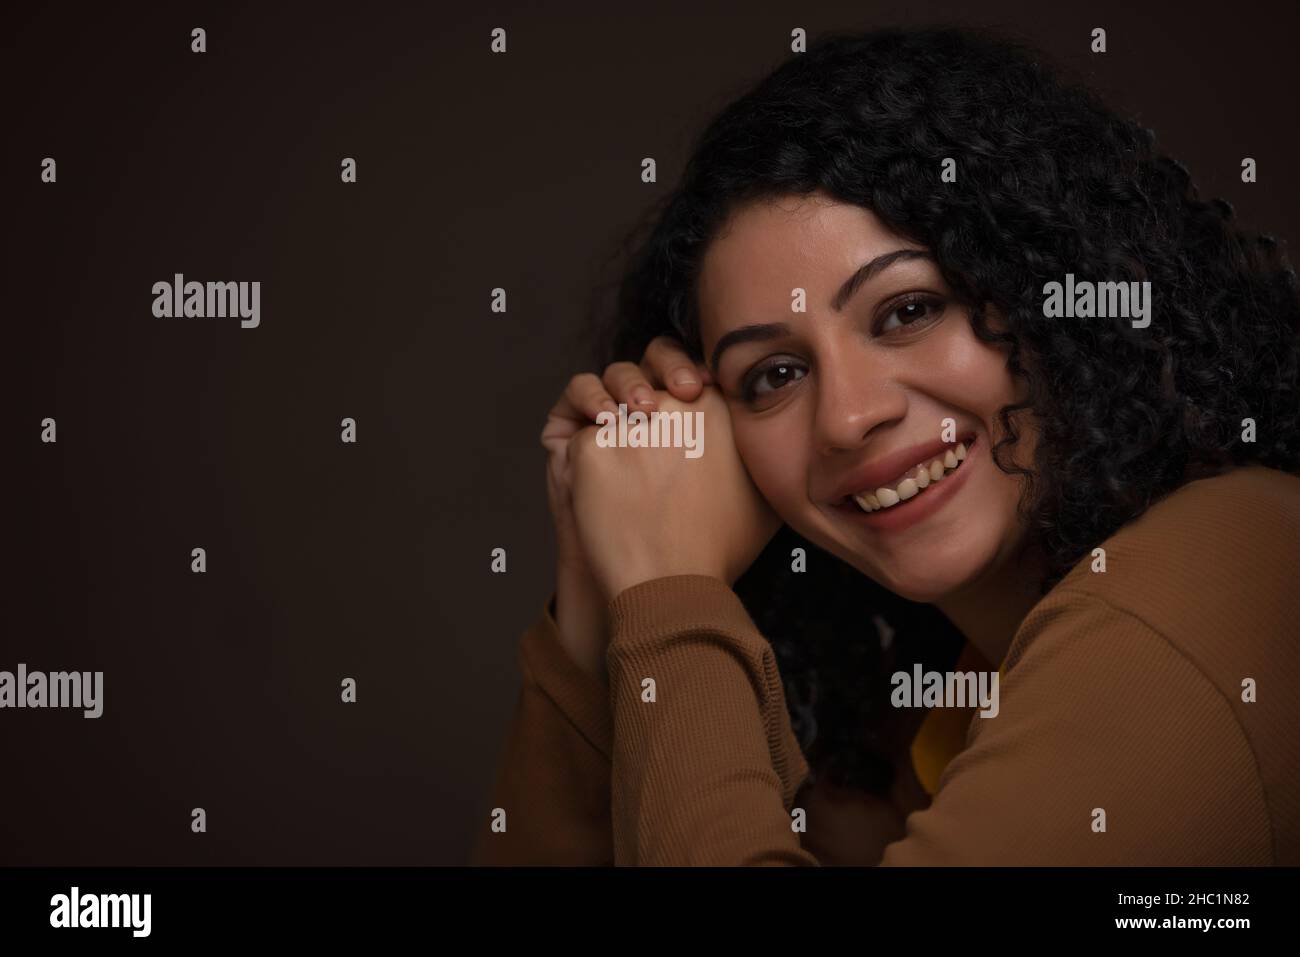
708 247 937 374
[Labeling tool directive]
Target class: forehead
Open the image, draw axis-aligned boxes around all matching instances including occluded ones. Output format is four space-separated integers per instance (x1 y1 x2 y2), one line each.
696 192 910 349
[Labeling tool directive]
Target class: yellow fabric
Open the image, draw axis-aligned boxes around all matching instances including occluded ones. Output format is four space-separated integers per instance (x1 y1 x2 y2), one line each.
910 643 1005 795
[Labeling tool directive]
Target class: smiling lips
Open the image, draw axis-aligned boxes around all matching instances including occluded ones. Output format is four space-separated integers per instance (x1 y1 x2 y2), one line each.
851 440 970 512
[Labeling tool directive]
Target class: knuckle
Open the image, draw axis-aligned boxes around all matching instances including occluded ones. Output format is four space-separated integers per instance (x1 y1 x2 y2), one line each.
579 383 609 408
602 361 641 387
566 372 600 399
567 374 607 408
568 424 598 457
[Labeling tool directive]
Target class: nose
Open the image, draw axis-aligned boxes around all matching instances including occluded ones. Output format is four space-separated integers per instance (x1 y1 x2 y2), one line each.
811 333 905 456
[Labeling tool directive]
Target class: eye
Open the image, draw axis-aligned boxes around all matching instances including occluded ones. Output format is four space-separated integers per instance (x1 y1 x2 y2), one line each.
876 295 948 334
741 358 807 402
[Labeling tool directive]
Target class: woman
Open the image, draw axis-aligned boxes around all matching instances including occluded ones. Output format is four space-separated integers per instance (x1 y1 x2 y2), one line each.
473 26 1300 866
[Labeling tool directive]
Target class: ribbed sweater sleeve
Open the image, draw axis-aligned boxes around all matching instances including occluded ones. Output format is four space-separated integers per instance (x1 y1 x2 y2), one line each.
470 600 615 865
605 575 1274 866
606 575 818 865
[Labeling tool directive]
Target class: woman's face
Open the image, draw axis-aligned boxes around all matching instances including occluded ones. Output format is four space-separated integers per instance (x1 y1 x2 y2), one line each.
697 190 1037 603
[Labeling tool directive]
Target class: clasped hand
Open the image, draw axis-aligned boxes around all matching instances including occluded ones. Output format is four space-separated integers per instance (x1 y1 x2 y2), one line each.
540 336 780 676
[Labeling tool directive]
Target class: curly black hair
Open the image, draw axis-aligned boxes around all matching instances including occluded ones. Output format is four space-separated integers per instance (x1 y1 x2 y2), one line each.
587 25 1300 797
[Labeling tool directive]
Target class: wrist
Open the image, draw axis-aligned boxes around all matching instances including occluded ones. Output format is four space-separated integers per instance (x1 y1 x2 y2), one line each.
602 561 728 602
554 563 610 684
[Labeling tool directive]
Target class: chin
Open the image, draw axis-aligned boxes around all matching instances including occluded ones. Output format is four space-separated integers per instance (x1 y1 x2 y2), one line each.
858 562 973 604
813 523 1004 605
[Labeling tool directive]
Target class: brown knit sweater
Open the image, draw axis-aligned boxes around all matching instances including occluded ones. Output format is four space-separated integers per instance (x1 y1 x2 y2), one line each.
471 465 1300 865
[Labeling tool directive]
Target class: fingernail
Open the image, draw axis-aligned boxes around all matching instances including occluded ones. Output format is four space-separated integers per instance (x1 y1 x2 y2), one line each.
633 387 655 407
672 370 698 388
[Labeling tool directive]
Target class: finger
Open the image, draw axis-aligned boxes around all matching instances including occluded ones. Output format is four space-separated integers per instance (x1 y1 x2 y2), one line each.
643 336 712 399
563 372 619 422
602 361 657 410
541 375 616 450
540 398 582 450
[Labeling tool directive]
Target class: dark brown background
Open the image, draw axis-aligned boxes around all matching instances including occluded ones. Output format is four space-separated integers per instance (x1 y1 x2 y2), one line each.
7 0 1298 864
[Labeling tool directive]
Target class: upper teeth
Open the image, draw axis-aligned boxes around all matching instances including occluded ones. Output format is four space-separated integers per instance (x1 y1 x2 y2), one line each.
852 442 968 513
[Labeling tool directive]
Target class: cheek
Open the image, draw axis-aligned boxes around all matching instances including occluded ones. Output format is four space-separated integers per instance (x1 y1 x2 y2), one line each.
732 417 807 515
931 323 1021 415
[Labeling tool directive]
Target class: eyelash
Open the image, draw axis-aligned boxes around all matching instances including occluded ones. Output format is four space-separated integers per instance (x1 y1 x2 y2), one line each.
875 293 948 334
738 294 949 403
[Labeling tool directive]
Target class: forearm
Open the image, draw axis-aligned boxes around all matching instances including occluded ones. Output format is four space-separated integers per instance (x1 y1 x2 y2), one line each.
605 575 818 866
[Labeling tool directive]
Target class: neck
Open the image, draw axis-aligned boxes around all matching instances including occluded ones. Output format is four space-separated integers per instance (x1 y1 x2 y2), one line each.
936 542 1048 668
